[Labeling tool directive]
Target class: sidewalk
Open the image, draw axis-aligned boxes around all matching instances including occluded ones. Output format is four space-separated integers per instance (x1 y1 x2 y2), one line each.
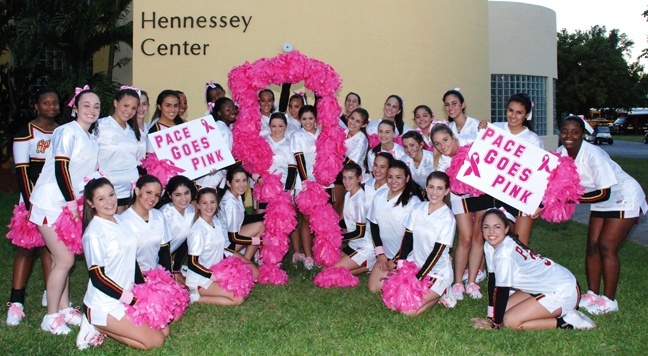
570 203 648 247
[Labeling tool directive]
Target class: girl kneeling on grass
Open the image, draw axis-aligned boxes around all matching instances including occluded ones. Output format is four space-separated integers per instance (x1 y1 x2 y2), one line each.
77 178 167 350
472 209 596 331
186 188 257 305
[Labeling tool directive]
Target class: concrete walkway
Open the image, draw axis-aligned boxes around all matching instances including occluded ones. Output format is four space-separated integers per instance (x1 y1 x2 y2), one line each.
570 203 648 247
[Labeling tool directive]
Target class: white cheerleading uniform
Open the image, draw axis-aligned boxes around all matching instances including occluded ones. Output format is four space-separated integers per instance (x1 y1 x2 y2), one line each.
285 114 303 137
484 237 579 314
194 120 233 189
136 126 149 162
492 122 544 149
557 142 648 216
217 190 245 244
185 217 228 290
449 116 480 139
13 123 53 205
265 134 300 191
366 119 411 136
367 144 406 173
96 117 140 200
414 127 433 147
30 121 99 225
403 203 455 295
146 121 172 153
403 149 435 189
119 207 171 272
290 127 320 183
82 215 136 326
362 178 389 245
345 130 369 176
366 189 420 259
435 137 475 215
343 189 376 270
160 202 196 253
260 114 272 137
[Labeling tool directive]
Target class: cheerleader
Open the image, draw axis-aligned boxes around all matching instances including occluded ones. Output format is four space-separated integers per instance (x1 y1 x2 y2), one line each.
147 90 182 149
395 171 456 316
472 209 596 330
442 89 479 139
340 92 361 127
478 93 544 244
217 165 264 261
176 90 188 119
158 175 197 282
285 93 306 135
558 116 648 314
6 88 58 326
290 105 320 268
401 131 435 191
367 160 422 292
205 81 226 114
258 89 276 137
431 124 491 300
119 175 172 273
135 90 150 161
367 120 406 170
366 95 411 136
333 163 374 274
96 87 141 213
29 87 100 334
77 178 168 350
186 188 257 306
412 105 442 147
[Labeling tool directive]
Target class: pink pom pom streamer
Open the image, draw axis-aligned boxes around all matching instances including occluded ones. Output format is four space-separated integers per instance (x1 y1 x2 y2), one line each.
381 261 431 312
52 198 84 254
257 264 289 285
6 203 44 249
541 154 584 222
314 267 359 288
209 257 255 297
446 144 484 197
126 268 189 329
139 153 183 187
394 136 403 146
368 134 380 149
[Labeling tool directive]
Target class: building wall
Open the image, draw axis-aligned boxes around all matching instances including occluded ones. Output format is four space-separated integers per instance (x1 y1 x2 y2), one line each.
132 0 491 125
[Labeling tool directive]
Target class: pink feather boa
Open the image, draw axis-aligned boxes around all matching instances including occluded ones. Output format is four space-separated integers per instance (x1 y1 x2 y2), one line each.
209 257 255 297
228 51 345 281
139 153 184 187
446 144 484 197
6 203 44 249
381 261 432 312
52 197 84 254
313 267 359 288
126 267 189 329
541 154 584 222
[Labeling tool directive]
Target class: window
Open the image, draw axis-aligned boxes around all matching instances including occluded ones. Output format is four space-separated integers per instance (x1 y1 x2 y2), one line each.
490 74 547 136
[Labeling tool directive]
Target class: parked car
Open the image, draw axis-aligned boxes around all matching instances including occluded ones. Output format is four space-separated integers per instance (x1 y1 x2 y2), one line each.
585 126 613 145
644 131 648 144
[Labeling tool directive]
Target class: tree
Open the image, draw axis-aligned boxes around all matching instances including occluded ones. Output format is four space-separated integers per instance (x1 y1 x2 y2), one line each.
641 7 648 60
557 25 648 117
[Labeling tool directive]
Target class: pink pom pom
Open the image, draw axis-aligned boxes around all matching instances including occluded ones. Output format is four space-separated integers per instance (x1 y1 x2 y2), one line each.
394 136 403 146
257 264 289 285
52 198 84 254
139 153 184 187
381 261 431 312
313 267 359 288
541 154 584 223
368 134 380 149
295 181 329 215
446 144 484 197
252 173 284 203
6 203 44 249
209 257 255 297
127 268 189 329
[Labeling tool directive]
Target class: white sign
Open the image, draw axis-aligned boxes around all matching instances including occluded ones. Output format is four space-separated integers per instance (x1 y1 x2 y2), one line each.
457 124 559 215
147 116 235 180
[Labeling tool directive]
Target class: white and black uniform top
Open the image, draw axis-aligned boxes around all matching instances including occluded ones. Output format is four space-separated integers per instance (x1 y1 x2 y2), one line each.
345 130 369 176
366 189 421 259
260 114 272 137
96 116 140 199
363 178 389 242
146 121 172 153
30 120 99 212
344 189 371 251
290 127 321 183
194 119 233 189
492 122 544 149
403 203 455 280
285 114 303 137
366 119 412 136
185 216 228 289
449 116 480 139
484 237 576 295
556 142 648 213
160 202 196 253
265 134 300 190
136 125 149 162
403 149 435 189
119 207 171 272
13 123 54 205
367 144 406 173
82 215 135 324
216 190 245 243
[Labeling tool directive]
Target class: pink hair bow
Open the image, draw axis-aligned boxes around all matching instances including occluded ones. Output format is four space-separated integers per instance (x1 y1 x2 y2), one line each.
293 90 307 104
120 85 141 97
68 85 90 116
207 102 215 113
205 80 216 94
489 206 517 223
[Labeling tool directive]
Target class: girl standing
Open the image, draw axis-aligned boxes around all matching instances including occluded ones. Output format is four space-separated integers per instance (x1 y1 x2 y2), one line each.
442 89 479 139
147 90 182 142
29 87 100 334
6 88 58 326
176 90 188 120
401 131 435 191
258 89 276 137
340 92 361 127
367 120 406 170
205 82 226 115
366 95 411 136
135 90 150 162
285 93 306 135
412 105 439 147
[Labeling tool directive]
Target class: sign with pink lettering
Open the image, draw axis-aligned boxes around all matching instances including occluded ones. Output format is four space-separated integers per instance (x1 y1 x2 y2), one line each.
456 124 558 215
147 116 235 180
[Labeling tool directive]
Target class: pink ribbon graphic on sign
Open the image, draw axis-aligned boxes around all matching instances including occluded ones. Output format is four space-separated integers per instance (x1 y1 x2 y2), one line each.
537 154 551 173
201 119 215 134
160 159 186 174
463 152 481 178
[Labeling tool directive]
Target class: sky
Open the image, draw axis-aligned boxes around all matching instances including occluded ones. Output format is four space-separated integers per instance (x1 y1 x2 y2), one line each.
495 0 648 65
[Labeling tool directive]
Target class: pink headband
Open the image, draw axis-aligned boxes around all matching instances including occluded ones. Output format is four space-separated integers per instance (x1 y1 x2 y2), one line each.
68 85 90 117
120 85 141 97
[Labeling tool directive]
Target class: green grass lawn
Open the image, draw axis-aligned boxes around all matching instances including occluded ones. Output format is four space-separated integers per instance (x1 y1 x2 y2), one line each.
1 157 647 354
611 134 645 143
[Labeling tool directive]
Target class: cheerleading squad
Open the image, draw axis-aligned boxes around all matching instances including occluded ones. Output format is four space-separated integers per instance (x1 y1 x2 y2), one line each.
4 84 646 350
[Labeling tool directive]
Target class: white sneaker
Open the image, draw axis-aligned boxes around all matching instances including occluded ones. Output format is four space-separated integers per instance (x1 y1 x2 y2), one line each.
189 288 200 304
292 253 305 265
451 283 465 301
6 302 25 326
439 288 457 309
303 257 315 270
562 309 596 330
76 314 104 350
465 283 483 299
61 306 83 326
585 295 619 315
461 269 468 282
578 290 599 309
42 290 48 307
41 313 72 335
475 270 486 284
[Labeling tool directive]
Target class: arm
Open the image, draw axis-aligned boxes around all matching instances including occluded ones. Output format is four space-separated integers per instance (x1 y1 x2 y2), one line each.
243 212 265 225
54 156 76 202
294 152 308 181
415 242 447 280
398 230 414 262
228 232 261 246
88 265 136 305
285 164 298 190
342 222 366 242
579 188 611 204
158 242 172 271
13 136 33 208
370 222 384 256
487 272 495 319
187 255 213 279
491 285 511 328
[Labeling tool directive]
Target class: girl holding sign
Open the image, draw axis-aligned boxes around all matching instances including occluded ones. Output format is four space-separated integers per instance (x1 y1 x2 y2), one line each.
367 120 407 171
147 90 182 140
442 89 479 139
558 116 648 315
366 95 411 136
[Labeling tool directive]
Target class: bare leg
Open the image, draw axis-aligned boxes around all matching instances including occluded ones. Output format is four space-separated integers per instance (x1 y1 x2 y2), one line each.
300 214 313 258
95 315 167 350
239 222 264 260
585 216 605 294
403 290 441 316
40 247 52 288
453 213 473 284
333 254 369 275
333 185 345 218
11 247 36 290
291 210 303 255
367 260 395 293
596 217 637 299
515 215 535 246
230 251 259 279
503 292 561 331
467 210 486 284
197 282 245 306
38 225 75 315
